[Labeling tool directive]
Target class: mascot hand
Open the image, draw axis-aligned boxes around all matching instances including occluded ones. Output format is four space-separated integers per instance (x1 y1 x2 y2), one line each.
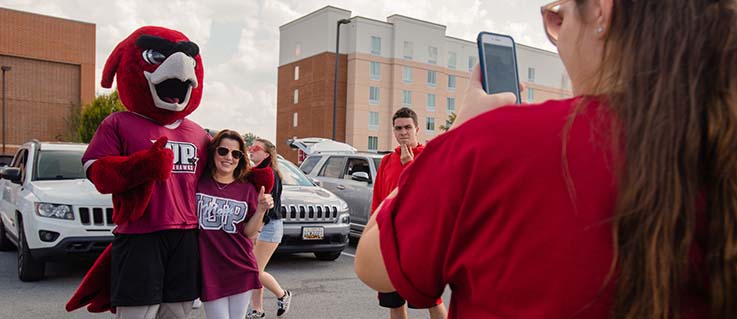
248 163 274 193
87 137 173 194
139 136 174 181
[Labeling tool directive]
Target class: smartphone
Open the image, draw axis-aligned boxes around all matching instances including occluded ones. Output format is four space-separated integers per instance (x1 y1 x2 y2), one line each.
477 32 521 103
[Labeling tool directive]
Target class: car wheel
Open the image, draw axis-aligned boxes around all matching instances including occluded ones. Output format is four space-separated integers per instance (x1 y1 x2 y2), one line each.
314 251 342 261
0 217 15 251
17 218 45 282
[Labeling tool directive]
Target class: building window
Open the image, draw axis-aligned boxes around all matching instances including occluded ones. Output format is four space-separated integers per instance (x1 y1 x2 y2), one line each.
447 97 455 113
428 46 438 64
426 94 436 112
448 75 457 90
369 87 380 105
402 66 412 83
369 111 379 130
403 41 413 60
528 67 536 82
402 90 412 106
293 112 298 127
294 66 300 81
527 88 535 102
468 56 477 71
368 136 378 151
448 51 457 69
293 89 299 104
427 70 437 87
371 36 381 55
426 117 435 131
295 43 301 57
370 61 380 80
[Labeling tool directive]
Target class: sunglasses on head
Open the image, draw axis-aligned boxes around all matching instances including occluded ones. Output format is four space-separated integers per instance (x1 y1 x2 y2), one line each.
248 145 264 153
541 0 573 46
216 147 244 159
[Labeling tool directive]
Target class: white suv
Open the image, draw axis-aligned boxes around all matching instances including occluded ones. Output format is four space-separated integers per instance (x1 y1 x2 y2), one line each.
0 141 113 281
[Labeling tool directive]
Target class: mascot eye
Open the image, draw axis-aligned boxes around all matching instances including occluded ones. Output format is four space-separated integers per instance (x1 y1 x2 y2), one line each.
142 49 167 65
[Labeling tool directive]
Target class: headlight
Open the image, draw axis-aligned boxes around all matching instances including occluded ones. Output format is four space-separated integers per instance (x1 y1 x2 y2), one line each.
339 201 349 212
339 213 350 224
35 203 74 220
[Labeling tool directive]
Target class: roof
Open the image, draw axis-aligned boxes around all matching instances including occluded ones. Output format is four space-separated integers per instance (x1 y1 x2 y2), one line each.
32 142 88 152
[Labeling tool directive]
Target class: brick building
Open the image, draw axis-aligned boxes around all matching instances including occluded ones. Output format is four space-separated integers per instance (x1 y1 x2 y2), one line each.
0 7 95 155
277 6 572 163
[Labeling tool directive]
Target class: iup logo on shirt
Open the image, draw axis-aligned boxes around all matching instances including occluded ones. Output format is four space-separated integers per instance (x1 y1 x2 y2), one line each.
196 193 248 233
156 140 199 173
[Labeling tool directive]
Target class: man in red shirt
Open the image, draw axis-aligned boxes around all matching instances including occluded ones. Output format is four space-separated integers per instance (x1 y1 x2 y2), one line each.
370 107 447 319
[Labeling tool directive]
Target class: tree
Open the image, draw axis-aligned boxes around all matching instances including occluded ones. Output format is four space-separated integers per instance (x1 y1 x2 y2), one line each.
243 132 258 146
439 112 457 132
77 91 125 143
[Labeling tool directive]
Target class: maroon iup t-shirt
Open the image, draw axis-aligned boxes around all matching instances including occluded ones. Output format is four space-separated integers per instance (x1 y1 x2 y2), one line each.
196 177 261 302
82 111 210 234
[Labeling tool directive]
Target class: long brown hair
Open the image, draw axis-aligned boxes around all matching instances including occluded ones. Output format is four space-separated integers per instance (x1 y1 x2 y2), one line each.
572 0 737 318
206 130 251 182
254 138 282 179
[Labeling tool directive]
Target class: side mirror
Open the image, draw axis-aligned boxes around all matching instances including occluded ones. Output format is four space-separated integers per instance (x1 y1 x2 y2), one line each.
0 167 22 183
310 178 322 187
351 171 371 184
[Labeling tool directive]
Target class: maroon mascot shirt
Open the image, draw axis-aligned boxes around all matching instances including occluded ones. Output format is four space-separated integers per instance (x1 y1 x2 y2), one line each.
82 112 209 234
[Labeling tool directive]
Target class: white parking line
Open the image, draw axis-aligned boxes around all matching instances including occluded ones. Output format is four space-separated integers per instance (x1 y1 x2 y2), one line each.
341 251 356 258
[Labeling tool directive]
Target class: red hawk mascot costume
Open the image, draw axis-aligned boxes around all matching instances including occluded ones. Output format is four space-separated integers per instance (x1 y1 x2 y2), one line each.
65 26 273 318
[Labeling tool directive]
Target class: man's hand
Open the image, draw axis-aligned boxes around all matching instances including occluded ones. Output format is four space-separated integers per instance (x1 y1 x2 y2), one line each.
400 144 414 165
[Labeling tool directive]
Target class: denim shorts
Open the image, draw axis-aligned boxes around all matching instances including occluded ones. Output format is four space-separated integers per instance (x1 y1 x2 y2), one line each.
258 219 283 243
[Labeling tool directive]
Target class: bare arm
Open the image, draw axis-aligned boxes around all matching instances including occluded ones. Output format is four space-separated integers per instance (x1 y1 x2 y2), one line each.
355 188 397 292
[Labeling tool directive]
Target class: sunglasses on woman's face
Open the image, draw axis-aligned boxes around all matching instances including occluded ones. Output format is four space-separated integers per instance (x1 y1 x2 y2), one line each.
248 145 264 153
541 0 573 46
216 147 244 159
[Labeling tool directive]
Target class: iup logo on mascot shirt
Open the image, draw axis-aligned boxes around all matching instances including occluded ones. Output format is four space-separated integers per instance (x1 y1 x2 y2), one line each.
155 140 199 173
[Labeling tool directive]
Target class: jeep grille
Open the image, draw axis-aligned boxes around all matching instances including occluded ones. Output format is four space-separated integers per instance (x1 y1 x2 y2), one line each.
78 207 115 226
280 205 339 223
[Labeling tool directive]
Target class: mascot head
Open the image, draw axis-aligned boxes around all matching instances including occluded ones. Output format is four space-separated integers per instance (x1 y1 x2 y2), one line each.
101 26 204 125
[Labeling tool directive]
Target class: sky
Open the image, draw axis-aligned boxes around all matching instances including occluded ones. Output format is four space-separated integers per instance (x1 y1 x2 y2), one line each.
0 0 555 142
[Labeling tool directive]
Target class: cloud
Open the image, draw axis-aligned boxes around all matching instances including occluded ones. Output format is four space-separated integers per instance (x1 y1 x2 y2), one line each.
0 0 557 143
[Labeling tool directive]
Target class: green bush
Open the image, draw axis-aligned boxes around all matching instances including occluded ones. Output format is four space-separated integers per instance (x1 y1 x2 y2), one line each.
77 91 125 143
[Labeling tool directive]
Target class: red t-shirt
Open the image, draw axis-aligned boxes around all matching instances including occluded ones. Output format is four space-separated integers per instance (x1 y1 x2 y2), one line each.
197 177 261 302
82 112 210 234
371 144 424 213
376 98 707 318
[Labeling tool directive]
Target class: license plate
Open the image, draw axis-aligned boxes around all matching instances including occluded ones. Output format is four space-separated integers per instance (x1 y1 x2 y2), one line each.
302 226 324 240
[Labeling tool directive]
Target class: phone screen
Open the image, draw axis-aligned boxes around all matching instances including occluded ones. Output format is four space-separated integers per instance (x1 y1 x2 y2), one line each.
478 33 520 103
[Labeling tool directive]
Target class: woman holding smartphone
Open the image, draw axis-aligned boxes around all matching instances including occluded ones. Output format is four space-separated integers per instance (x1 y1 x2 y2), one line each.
357 0 737 318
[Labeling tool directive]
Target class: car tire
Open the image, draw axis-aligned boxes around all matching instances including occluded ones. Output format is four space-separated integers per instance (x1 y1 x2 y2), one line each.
0 217 15 251
314 251 342 261
17 218 45 282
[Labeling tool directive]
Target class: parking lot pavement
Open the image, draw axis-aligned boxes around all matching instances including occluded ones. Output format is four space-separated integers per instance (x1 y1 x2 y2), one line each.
0 241 451 319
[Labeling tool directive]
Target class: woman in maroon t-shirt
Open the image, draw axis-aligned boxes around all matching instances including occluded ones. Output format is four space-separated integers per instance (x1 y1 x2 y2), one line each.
197 130 273 319
356 1 737 318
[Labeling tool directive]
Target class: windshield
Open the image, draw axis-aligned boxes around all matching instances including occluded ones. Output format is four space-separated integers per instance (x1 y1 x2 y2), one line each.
278 159 315 187
33 150 86 181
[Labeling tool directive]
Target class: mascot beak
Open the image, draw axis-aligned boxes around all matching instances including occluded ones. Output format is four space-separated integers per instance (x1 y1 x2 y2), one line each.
143 52 199 112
